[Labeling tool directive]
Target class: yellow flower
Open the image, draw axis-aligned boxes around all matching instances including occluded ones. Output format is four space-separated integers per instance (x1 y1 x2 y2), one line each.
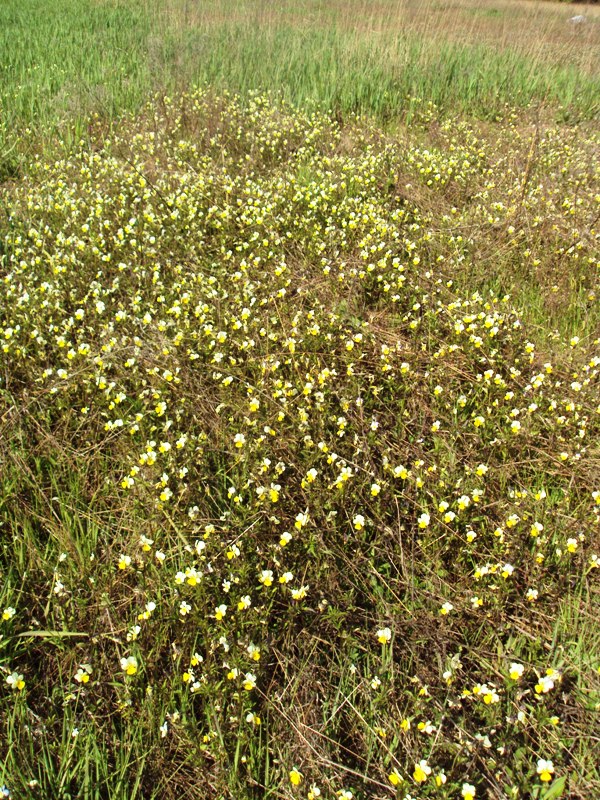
74 665 92 684
413 760 431 783
242 672 257 691
353 514 365 531
462 783 476 800
457 494 470 510
376 627 392 644
6 672 25 691
120 656 138 676
530 522 543 537
247 643 261 661
259 570 273 587
509 663 524 681
537 759 554 782
295 512 309 529
388 769 403 786
535 670 560 694
291 585 309 601
482 686 500 704
289 768 302 786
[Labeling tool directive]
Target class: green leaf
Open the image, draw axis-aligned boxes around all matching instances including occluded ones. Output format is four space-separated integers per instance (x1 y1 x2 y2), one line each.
542 775 567 800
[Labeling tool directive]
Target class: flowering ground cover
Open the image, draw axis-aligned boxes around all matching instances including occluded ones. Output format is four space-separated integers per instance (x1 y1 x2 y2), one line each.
0 84 599 799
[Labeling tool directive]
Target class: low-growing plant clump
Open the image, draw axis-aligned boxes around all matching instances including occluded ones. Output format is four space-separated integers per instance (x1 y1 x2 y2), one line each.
0 91 599 799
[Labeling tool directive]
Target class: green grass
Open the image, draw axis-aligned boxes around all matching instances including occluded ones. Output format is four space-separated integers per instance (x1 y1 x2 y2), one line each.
0 0 598 168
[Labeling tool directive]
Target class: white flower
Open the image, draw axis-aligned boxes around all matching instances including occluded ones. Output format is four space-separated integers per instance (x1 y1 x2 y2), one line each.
353 514 365 531
376 627 392 644
120 656 138 676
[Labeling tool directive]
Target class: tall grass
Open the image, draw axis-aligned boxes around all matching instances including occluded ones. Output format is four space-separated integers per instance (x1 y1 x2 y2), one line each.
184 26 598 118
0 0 598 167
